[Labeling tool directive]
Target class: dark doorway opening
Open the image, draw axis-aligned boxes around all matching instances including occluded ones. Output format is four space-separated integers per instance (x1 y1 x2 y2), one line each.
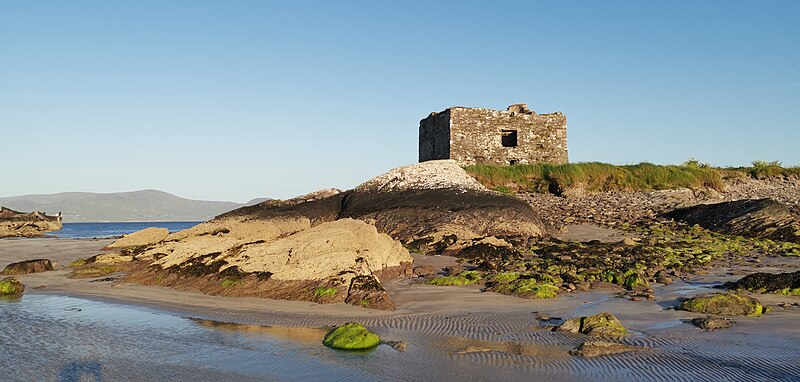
501 130 518 147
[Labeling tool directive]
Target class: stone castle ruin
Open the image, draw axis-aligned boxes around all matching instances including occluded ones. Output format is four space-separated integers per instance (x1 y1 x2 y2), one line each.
418 103 568 166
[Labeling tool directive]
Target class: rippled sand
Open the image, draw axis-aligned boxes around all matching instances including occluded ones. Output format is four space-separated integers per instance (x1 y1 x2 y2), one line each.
3 238 800 381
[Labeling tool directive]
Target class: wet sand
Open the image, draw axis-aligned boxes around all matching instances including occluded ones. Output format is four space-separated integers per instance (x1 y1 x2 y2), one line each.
2 238 800 381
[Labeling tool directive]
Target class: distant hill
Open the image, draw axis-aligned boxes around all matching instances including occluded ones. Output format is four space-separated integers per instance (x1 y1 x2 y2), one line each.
0 190 271 222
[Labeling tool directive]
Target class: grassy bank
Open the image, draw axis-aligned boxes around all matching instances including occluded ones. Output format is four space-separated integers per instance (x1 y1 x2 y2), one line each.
465 161 799 195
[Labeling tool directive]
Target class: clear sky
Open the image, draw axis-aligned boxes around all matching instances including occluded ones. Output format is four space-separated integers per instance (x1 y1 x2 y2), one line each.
2 1 798 202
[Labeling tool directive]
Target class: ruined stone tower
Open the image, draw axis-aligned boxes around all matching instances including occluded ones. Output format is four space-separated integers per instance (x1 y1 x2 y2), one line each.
418 103 568 166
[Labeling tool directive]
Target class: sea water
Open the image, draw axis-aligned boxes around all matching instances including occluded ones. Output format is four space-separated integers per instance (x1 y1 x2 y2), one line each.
51 222 202 239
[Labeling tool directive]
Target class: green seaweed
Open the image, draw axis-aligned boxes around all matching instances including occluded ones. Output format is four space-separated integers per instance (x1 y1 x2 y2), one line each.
0 277 24 295
314 287 338 298
322 322 381 350
426 271 482 286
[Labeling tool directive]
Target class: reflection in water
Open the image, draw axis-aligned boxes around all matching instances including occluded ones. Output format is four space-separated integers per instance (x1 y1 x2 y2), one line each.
190 318 329 346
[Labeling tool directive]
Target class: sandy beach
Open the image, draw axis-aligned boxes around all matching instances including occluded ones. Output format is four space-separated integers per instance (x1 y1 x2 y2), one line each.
2 237 799 381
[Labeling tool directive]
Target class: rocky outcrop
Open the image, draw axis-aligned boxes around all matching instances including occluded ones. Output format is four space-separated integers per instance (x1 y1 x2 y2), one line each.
343 160 543 254
148 218 410 281
125 218 411 309
0 207 62 238
728 271 800 296
662 199 800 243
680 293 769 316
106 227 169 249
224 160 543 253
2 259 53 275
121 161 545 308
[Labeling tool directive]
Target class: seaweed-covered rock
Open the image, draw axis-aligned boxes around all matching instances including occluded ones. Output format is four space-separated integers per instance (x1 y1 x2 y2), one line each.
691 316 735 330
581 312 629 337
2 259 53 275
680 293 769 316
569 341 643 357
663 199 800 243
555 312 628 338
322 322 381 350
621 269 648 290
0 277 24 296
344 275 395 310
729 271 800 296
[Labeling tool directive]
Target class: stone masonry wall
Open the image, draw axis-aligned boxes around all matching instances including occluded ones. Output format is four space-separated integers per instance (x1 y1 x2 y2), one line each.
418 109 451 162
419 104 568 166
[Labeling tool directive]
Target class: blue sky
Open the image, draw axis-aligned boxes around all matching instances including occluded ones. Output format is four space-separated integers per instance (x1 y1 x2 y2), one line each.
2 1 798 202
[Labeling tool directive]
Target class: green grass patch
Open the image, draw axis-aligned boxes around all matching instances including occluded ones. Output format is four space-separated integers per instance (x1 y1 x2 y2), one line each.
464 161 724 195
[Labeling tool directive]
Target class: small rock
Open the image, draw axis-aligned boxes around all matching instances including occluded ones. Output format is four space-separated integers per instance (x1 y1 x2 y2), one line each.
569 340 644 358
412 265 436 277
457 346 493 355
654 270 673 285
2 259 53 275
0 277 25 296
691 316 735 330
554 318 582 333
445 265 465 276
384 340 408 352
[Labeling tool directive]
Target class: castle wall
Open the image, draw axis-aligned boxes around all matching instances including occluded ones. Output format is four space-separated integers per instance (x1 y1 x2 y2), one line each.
418 109 451 162
449 107 568 166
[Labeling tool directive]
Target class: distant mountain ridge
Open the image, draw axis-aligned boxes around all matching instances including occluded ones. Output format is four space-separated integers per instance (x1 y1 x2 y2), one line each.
0 190 270 222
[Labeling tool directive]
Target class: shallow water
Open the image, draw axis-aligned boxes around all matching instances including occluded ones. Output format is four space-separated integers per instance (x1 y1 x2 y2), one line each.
0 295 387 381
3 293 800 381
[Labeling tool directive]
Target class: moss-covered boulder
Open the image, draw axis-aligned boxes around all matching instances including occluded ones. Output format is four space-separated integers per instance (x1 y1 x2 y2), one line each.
0 277 25 296
323 322 381 350
554 312 628 338
680 293 769 316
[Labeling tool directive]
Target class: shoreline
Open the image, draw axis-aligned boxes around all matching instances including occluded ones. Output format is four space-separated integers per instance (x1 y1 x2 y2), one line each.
4 238 800 381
